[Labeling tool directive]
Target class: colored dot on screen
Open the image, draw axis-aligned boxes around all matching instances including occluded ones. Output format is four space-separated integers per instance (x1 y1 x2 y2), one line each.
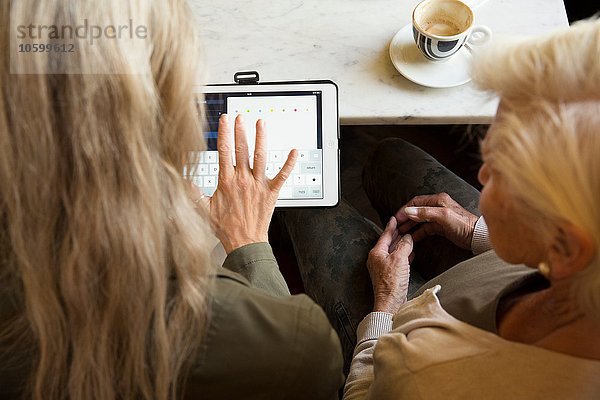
259 109 262 113
282 109 285 112
246 109 250 113
270 108 274 112
294 108 297 112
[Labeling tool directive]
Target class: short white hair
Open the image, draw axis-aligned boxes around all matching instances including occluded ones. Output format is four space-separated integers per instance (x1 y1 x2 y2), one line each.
472 19 600 318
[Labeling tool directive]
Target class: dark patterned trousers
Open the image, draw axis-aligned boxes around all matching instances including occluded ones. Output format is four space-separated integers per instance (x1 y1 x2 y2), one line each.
280 138 481 373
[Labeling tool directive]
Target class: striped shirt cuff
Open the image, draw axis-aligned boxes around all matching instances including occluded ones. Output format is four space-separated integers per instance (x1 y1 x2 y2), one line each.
471 216 492 255
356 312 393 344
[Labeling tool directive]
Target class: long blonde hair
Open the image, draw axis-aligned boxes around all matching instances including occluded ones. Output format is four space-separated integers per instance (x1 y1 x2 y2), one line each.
0 1 214 399
472 19 600 317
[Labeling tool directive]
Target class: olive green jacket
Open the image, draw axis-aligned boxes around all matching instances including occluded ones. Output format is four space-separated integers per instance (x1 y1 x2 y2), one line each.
184 243 344 399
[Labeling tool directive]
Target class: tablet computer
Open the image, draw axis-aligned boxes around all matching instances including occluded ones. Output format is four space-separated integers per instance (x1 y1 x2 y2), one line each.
194 78 340 207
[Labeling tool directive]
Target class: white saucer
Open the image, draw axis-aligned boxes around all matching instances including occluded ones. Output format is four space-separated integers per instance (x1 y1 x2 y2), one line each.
389 24 472 88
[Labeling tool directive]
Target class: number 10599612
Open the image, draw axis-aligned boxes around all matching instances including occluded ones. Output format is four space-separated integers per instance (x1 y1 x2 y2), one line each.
18 43 75 53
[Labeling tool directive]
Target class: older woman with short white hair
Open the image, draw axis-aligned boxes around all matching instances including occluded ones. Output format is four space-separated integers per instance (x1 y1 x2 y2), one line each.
343 19 600 399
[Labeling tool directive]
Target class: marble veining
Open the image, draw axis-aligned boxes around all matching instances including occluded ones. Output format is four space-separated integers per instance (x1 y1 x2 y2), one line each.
190 0 568 124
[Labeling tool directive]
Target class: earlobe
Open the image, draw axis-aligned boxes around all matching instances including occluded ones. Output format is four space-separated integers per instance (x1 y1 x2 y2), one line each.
546 224 596 280
478 162 490 186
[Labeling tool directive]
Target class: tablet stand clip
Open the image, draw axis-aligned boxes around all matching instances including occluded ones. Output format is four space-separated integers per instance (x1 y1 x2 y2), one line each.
234 71 260 84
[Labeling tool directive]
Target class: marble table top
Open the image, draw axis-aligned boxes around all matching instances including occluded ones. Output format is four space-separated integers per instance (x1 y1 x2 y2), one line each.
190 0 569 125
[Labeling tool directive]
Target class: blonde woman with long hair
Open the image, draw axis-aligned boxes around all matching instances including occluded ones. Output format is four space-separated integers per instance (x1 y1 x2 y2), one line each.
285 19 600 399
0 1 343 399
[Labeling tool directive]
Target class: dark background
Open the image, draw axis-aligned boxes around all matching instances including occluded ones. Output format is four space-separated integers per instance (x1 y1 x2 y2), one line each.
564 1 598 22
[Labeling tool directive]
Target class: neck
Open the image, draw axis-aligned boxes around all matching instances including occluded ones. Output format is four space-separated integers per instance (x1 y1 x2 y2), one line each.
499 278 600 360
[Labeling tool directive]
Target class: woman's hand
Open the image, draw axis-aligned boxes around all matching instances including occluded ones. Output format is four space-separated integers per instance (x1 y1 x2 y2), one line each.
209 114 297 254
367 217 413 314
394 193 478 250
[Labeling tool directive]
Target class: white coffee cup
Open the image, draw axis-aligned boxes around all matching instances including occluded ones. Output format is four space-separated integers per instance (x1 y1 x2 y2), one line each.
412 0 492 62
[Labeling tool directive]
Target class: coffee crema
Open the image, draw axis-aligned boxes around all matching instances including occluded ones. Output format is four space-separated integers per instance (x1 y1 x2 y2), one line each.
423 19 462 36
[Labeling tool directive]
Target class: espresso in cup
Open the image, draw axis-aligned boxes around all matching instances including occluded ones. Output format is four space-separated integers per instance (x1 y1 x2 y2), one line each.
422 18 462 36
412 0 492 62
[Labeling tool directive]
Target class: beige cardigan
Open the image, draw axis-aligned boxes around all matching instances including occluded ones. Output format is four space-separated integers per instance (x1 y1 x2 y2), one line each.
344 285 600 399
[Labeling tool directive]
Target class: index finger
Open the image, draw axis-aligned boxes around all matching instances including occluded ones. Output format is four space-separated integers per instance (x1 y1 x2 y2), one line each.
372 217 397 255
217 114 233 179
390 234 414 260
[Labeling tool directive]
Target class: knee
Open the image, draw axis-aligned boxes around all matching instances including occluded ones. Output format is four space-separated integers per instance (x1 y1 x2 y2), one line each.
364 138 428 177
372 138 424 163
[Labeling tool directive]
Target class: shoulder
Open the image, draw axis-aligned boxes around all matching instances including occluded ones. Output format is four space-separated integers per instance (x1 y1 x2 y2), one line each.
368 287 600 400
184 270 343 400
412 251 539 332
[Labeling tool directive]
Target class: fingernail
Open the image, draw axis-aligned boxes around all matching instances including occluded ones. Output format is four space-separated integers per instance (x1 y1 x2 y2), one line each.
404 207 418 217
219 113 227 122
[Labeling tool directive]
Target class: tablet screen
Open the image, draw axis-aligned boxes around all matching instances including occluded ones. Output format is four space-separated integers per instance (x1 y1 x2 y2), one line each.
198 90 325 200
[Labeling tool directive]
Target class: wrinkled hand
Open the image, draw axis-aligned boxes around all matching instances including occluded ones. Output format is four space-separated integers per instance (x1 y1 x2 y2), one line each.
208 114 297 254
394 192 478 250
367 217 413 314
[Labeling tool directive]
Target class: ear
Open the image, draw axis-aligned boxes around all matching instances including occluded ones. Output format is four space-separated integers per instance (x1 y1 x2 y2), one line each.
546 223 596 281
